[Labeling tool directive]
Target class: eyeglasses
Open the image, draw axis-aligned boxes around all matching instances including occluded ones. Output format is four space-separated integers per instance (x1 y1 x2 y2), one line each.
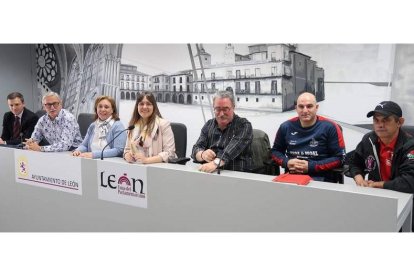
214 107 231 113
44 102 60 108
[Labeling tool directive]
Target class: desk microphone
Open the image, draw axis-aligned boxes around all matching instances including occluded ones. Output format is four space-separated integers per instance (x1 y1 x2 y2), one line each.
17 133 24 149
217 134 235 175
100 125 135 160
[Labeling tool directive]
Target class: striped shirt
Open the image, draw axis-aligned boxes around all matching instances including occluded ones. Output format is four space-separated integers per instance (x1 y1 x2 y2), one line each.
192 114 253 172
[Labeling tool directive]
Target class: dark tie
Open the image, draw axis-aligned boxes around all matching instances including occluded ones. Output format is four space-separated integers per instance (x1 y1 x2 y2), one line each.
13 116 21 139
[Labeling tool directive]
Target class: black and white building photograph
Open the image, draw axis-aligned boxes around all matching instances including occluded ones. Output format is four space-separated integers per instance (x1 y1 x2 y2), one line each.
1 1 413 275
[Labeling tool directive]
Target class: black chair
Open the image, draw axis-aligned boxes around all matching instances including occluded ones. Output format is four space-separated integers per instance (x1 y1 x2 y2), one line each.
34 110 49 146
343 150 355 178
77 113 95 139
329 123 346 184
249 129 280 175
403 126 414 137
169 122 190 165
35 109 46 118
330 167 345 184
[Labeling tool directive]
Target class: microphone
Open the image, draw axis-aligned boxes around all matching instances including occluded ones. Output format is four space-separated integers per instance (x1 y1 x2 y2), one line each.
217 134 235 175
17 133 24 149
101 125 135 160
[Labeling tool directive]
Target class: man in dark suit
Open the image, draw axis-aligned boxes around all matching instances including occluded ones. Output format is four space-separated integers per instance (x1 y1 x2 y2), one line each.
0 92 39 146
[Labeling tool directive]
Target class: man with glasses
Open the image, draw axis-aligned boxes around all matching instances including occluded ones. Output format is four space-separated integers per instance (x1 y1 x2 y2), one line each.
0 92 39 147
192 90 253 173
25 92 82 152
271 92 345 182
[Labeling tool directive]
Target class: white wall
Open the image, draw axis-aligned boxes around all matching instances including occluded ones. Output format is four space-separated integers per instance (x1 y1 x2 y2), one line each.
392 44 414 125
0 44 37 133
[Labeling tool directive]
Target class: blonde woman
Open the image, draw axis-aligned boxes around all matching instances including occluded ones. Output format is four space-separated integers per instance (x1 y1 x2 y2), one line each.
72 96 126 159
123 92 176 164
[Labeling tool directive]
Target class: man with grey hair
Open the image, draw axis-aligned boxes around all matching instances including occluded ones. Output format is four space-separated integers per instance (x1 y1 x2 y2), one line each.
192 90 253 173
25 92 82 152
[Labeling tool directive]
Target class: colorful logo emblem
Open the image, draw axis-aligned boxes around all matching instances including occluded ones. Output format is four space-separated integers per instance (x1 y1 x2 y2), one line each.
407 150 414 160
365 155 376 171
17 155 28 177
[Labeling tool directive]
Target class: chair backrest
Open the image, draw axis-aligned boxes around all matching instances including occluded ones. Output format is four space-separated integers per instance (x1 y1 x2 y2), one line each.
77 113 95 138
403 125 414 137
170 122 187 158
250 129 280 175
35 110 46 118
324 122 346 183
251 129 271 169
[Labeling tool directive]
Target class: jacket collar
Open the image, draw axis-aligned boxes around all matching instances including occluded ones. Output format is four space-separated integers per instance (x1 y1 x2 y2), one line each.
369 128 413 152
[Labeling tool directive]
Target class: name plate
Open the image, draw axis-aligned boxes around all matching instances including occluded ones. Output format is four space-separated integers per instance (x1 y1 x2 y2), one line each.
15 150 82 195
97 161 148 208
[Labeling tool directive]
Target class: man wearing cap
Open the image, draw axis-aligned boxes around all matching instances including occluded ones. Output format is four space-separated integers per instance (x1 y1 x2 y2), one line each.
349 101 414 199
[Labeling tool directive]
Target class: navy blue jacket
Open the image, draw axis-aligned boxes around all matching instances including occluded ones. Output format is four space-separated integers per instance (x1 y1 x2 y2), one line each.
271 115 346 181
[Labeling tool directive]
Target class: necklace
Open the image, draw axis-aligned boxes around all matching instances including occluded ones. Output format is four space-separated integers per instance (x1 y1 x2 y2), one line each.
138 121 148 147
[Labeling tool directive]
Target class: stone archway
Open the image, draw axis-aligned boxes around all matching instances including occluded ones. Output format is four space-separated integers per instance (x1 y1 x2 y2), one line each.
157 93 163 102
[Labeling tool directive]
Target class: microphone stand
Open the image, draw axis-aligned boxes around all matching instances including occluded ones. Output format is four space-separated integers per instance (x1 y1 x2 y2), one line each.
101 125 135 160
18 133 24 149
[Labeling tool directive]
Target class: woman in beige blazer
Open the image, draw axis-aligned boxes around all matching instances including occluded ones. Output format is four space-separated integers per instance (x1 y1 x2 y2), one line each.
123 92 177 164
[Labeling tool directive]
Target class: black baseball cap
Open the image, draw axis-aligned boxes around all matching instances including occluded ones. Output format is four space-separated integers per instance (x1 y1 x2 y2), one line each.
367 101 402 118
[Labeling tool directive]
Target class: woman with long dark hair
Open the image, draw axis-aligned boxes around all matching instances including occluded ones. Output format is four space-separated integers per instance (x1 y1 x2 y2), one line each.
123 92 176 164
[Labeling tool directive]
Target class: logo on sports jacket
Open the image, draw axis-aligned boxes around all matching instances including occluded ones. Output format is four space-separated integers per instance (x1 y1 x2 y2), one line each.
309 138 318 147
365 155 376 171
407 150 414 160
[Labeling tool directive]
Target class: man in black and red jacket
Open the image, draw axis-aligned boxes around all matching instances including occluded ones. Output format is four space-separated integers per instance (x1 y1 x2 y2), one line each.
349 101 414 231
271 92 346 182
349 101 414 194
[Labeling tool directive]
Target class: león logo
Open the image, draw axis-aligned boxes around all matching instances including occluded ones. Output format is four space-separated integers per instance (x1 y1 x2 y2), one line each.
17 155 28 178
100 171 145 198
118 174 131 186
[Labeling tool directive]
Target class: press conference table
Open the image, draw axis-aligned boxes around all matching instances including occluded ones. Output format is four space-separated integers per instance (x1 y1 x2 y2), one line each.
0 146 412 231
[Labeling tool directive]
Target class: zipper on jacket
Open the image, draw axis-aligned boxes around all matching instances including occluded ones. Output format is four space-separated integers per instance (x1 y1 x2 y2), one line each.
369 137 382 181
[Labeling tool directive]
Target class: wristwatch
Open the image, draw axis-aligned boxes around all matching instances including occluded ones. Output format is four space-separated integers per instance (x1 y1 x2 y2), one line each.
213 158 221 167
